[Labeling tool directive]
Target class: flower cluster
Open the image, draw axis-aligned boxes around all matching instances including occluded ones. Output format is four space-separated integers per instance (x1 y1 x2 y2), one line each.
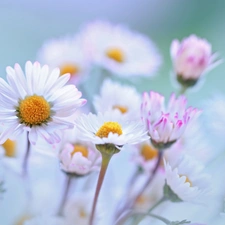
0 20 222 225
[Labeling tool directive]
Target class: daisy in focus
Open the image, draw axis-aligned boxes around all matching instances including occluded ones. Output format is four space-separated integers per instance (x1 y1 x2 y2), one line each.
141 91 200 148
0 61 86 145
37 35 90 85
164 155 211 204
80 20 161 77
93 79 141 119
75 111 149 147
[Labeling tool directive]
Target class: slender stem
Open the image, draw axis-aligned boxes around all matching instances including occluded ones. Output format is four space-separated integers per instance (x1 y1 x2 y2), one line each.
22 132 30 178
179 85 187 95
133 151 163 206
114 168 142 218
57 175 72 216
114 210 170 225
148 196 168 212
115 151 163 224
89 152 112 225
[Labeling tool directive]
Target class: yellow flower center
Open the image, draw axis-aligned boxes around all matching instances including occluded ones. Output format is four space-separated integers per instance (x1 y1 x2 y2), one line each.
95 121 123 138
17 95 51 127
180 174 192 186
106 48 124 63
141 144 158 161
79 208 87 218
15 214 31 225
113 105 128 114
2 139 16 157
60 63 79 76
71 144 88 158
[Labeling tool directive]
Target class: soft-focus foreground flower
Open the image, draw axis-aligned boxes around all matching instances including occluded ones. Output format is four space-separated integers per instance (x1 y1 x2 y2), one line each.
141 91 200 147
164 155 211 203
171 35 219 87
132 141 159 173
59 141 101 175
37 35 90 85
0 61 86 145
75 111 149 147
64 194 97 225
93 79 141 119
80 20 161 77
24 216 66 225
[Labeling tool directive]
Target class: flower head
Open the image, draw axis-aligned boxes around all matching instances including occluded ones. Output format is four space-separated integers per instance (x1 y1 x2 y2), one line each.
164 155 211 203
141 91 200 147
59 136 101 175
37 35 90 85
170 35 219 87
0 61 86 145
93 79 141 119
80 20 161 77
75 111 149 148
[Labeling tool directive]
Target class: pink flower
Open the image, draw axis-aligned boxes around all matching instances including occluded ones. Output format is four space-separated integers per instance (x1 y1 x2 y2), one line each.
141 91 200 147
170 35 219 83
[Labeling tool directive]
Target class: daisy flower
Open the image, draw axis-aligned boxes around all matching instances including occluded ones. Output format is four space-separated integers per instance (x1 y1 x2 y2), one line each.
59 130 101 175
171 35 220 87
141 91 200 148
93 79 141 119
37 35 90 85
164 155 211 203
0 61 86 145
132 141 159 173
75 111 149 147
80 20 161 77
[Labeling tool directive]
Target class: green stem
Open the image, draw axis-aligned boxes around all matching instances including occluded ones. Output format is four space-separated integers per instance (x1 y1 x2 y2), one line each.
179 85 187 95
89 152 113 225
148 196 168 212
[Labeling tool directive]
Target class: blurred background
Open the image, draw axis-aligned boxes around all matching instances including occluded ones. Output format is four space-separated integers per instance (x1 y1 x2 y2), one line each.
0 0 224 105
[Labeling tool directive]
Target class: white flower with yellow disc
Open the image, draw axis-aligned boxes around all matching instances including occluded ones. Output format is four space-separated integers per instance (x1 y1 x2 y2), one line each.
0 61 86 145
93 79 141 119
164 155 211 203
75 111 149 146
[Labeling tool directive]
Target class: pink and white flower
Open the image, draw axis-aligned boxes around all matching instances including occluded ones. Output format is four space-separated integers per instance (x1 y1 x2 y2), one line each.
59 139 101 175
141 91 200 146
171 35 219 82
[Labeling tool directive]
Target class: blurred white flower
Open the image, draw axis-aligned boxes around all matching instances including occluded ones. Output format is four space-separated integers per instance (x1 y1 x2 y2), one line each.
80 20 161 77
141 91 200 146
171 35 219 86
93 79 141 119
75 111 149 146
164 155 211 204
0 61 86 145
132 141 159 173
64 194 99 225
37 35 91 85
24 215 66 225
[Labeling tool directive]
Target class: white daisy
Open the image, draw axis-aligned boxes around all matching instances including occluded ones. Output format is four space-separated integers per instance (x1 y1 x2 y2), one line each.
80 20 161 77
64 194 99 225
59 129 101 175
37 35 90 85
131 141 159 173
0 61 86 145
75 111 149 146
93 79 141 119
164 155 211 203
